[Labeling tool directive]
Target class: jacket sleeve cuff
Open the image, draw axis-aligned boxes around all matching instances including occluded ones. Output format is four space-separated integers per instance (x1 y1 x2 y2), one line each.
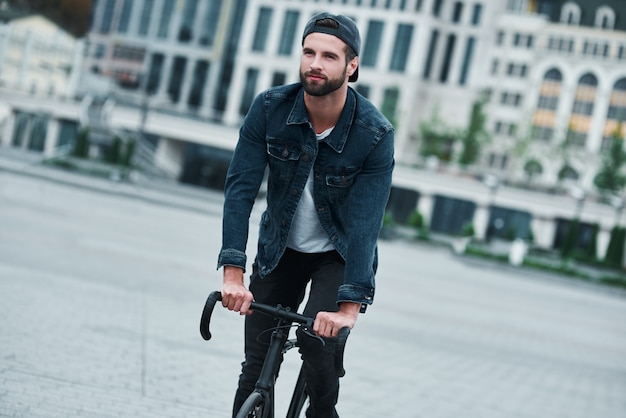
217 248 247 272
336 284 374 312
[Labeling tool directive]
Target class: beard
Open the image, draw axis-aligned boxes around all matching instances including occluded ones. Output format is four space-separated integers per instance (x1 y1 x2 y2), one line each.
300 68 346 97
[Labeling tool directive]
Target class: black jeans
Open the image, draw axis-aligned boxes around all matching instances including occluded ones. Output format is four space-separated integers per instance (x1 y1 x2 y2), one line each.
232 248 345 418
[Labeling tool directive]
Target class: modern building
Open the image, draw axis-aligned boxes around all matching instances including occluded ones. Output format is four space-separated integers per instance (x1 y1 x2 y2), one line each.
78 0 626 190
0 13 83 98
2 0 626 259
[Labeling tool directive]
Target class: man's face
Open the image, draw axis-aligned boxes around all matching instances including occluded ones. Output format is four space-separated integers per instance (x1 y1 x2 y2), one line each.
300 32 355 97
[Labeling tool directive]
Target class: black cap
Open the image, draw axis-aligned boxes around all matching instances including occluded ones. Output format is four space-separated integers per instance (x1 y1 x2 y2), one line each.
302 12 360 82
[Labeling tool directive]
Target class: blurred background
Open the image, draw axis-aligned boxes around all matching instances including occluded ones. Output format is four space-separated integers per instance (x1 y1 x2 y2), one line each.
1 0 626 285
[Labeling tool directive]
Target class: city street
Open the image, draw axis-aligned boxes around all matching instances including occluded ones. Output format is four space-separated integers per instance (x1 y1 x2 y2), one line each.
1 164 625 418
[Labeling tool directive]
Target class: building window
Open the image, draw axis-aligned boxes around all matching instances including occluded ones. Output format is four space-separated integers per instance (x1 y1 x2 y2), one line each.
146 53 164 95
439 34 456 83
603 78 626 149
94 43 106 59
278 10 300 56
99 0 115 34
199 0 224 47
500 92 522 107
506 0 525 13
538 96 558 110
506 63 528 78
471 3 483 25
271 72 286 86
547 36 574 54
432 0 443 17
240 68 259 116
423 29 439 80
188 60 209 109
168 56 187 103
158 0 175 39
362 20 384 68
452 2 463 23
117 0 133 33
491 59 499 75
496 31 504 46
138 0 155 36
533 68 562 142
252 8 273 52
459 36 475 85
595 6 615 30
381 87 400 125
567 73 598 147
513 33 534 48
390 24 414 72
179 0 199 42
583 40 610 58
561 2 581 25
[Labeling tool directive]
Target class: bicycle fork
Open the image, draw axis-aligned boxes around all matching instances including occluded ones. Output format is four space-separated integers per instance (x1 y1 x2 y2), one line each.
254 323 290 418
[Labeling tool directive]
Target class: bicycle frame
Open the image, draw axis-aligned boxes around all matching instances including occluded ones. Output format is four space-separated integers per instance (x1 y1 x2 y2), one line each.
200 291 349 418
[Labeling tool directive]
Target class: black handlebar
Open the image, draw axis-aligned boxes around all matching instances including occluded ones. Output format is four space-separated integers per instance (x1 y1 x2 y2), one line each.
200 291 350 377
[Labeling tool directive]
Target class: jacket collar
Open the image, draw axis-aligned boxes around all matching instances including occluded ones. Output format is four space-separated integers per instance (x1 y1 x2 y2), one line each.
287 85 357 153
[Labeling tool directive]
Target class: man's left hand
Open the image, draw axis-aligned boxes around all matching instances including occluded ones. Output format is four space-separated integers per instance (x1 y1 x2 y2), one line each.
313 302 360 338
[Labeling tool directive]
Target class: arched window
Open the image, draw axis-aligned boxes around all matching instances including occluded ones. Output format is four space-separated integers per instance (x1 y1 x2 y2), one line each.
545 68 563 81
595 6 615 29
558 165 579 181
567 72 598 147
533 68 563 141
579 73 598 86
560 2 580 25
602 77 626 149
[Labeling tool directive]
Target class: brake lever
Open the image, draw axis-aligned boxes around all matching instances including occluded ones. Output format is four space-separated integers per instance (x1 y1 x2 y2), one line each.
301 326 326 347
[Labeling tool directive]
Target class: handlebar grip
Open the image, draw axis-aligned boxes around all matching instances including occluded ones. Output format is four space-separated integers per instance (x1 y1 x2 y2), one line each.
200 291 222 341
334 326 350 377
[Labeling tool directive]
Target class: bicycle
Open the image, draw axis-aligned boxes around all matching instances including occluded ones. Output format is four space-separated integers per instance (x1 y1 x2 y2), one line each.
200 290 350 418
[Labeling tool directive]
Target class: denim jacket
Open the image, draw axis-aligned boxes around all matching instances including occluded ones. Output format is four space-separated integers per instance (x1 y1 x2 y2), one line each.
218 83 394 308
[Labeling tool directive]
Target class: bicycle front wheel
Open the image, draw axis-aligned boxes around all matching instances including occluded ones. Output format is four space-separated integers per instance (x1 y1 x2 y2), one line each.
235 391 267 418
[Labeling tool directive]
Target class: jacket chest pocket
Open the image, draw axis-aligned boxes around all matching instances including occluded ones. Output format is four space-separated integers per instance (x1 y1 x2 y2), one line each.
324 167 361 203
267 139 302 180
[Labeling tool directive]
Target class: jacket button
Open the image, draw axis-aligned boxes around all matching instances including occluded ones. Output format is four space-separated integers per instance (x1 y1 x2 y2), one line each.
291 188 298 196
302 154 309 162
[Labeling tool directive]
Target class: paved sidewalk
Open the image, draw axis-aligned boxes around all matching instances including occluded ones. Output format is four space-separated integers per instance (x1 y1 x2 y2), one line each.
1 150 625 418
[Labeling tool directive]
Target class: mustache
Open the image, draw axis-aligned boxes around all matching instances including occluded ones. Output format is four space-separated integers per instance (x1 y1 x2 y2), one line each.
304 70 327 79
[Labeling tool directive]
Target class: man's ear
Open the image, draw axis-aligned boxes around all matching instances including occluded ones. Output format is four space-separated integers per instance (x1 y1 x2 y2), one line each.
348 57 359 77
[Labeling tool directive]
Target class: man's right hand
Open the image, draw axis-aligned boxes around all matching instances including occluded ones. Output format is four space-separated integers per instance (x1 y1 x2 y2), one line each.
221 266 254 315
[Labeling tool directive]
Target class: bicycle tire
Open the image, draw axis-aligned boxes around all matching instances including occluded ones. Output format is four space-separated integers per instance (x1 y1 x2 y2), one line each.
285 365 308 418
235 391 267 418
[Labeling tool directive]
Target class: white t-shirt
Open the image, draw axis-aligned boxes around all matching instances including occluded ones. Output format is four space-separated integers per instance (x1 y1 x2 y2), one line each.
286 128 335 253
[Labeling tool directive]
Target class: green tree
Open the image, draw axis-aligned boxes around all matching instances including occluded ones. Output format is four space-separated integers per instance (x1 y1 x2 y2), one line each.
604 226 626 268
523 159 543 183
593 123 626 193
72 127 90 158
419 106 461 162
105 136 123 165
458 95 489 166
120 138 136 168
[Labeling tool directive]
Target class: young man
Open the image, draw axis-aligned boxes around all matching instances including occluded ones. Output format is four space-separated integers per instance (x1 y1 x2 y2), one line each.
218 12 394 417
